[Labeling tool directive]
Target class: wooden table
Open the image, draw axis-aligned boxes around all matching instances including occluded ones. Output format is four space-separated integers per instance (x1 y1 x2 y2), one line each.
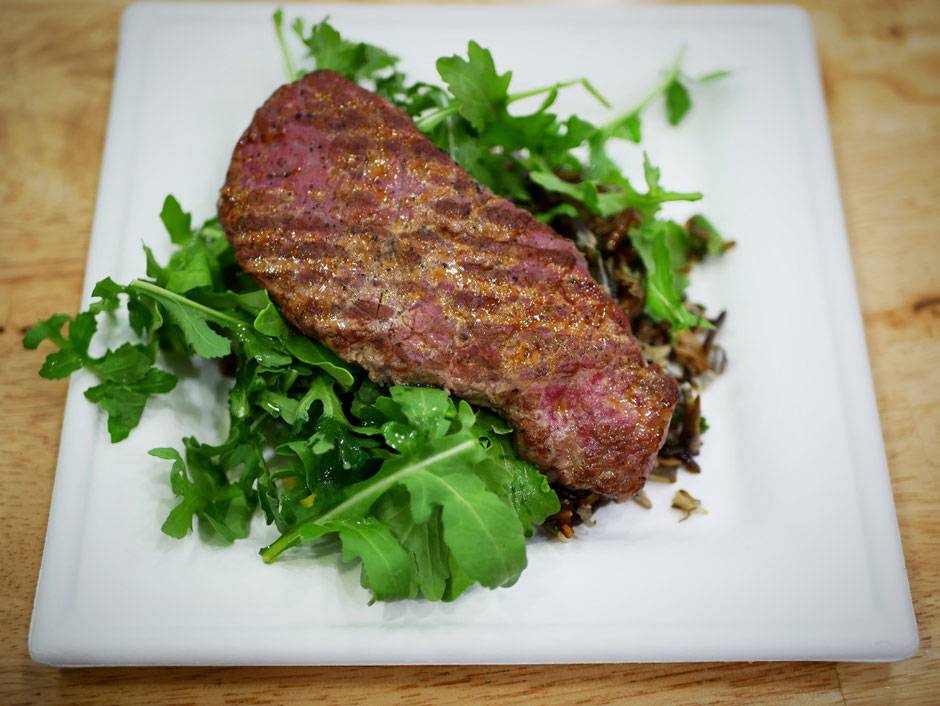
2 0 937 702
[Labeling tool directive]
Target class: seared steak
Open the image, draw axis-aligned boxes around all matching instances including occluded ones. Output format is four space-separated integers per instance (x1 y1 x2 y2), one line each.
218 70 678 499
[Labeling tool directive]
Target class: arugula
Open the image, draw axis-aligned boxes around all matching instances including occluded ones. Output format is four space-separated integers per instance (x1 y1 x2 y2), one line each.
424 43 728 332
259 388 537 599
291 16 398 84
286 17 730 332
26 16 733 602
23 282 178 441
594 47 730 145
25 195 558 602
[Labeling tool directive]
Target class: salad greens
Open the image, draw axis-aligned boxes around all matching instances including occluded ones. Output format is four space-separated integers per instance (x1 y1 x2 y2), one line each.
25 12 731 602
26 197 559 601
281 12 730 331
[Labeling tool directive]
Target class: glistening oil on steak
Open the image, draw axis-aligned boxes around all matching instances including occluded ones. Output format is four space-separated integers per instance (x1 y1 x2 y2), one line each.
218 70 678 499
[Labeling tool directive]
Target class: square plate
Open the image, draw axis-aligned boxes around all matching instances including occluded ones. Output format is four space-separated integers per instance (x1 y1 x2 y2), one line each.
29 2 917 665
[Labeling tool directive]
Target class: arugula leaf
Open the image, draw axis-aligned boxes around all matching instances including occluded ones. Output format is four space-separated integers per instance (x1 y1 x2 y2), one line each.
253 299 290 339
23 313 93 379
23 279 183 437
630 220 713 331
91 342 155 384
474 422 559 538
373 489 448 600
86 369 178 442
291 17 398 84
530 156 702 220
131 281 232 358
328 517 415 601
588 46 730 166
391 386 450 430
664 78 692 126
398 450 526 589
153 447 203 539
436 41 512 132
165 247 214 294
283 335 355 387
152 445 255 542
159 194 192 246
88 277 124 313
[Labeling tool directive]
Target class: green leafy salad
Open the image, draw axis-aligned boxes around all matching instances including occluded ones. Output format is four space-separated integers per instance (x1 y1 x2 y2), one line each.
25 13 731 602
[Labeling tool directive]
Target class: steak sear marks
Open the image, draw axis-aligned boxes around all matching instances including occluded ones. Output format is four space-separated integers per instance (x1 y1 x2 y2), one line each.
219 70 678 499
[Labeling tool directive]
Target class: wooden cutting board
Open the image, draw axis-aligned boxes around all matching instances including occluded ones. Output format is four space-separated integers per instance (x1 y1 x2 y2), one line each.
0 0 936 702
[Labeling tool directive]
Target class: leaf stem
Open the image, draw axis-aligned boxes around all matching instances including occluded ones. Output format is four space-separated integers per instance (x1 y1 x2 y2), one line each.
508 77 610 108
260 525 303 563
415 104 459 132
273 9 297 82
130 280 246 328
415 77 610 132
600 46 686 133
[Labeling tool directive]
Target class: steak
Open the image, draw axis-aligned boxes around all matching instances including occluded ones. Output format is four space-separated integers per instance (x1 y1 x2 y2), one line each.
218 70 678 499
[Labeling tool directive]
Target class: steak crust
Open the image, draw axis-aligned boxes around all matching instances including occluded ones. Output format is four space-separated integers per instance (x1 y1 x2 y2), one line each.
218 70 678 499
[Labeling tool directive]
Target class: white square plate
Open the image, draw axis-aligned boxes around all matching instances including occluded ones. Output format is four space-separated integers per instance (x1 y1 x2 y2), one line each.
29 2 917 665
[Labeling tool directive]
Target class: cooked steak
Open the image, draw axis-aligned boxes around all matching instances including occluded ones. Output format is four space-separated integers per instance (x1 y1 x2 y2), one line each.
218 70 678 499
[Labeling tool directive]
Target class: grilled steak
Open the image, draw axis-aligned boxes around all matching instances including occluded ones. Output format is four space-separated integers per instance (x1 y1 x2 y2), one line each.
218 70 678 499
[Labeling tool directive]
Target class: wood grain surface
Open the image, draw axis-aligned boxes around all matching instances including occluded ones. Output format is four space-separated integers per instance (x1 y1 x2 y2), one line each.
1 0 937 703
